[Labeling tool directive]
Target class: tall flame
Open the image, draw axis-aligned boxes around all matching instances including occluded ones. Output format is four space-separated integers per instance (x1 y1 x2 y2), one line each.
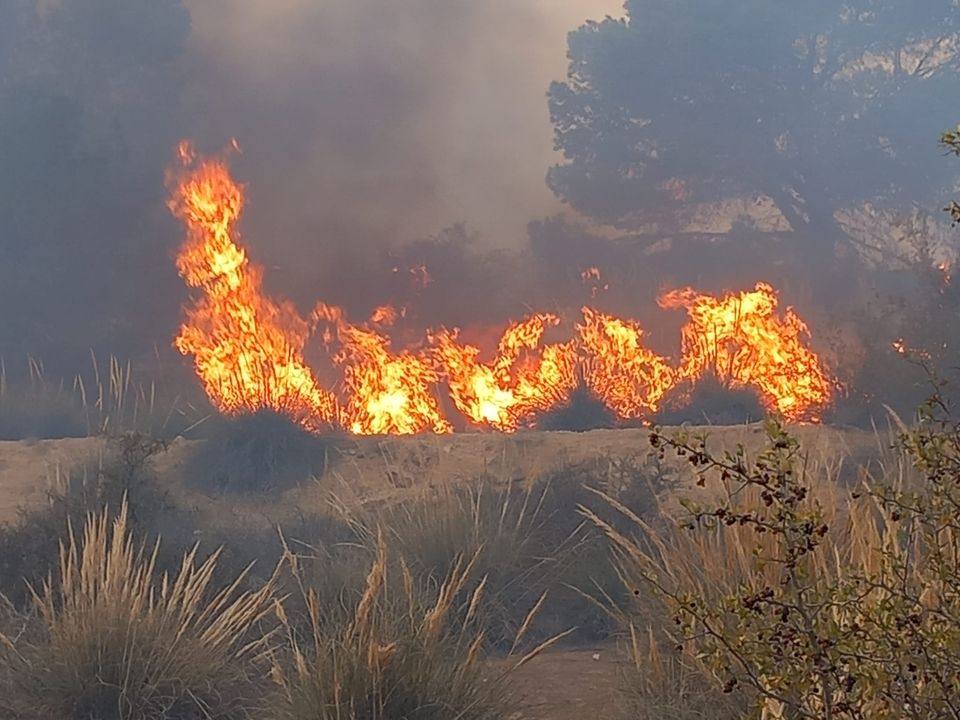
166 142 337 430
577 307 676 419
657 282 833 421
314 305 450 435
432 314 578 431
168 143 835 433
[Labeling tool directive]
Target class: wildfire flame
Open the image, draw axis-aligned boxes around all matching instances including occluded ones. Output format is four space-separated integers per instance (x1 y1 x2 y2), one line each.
166 142 337 430
657 283 833 421
168 143 835 433
431 314 578 431
314 304 450 435
578 307 676 419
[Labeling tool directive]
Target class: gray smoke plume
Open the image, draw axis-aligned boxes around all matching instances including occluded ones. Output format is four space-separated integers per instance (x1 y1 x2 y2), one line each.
179 0 623 307
0 0 622 365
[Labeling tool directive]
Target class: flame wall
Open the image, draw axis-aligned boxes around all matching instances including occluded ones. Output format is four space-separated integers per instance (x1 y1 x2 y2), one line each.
168 145 837 434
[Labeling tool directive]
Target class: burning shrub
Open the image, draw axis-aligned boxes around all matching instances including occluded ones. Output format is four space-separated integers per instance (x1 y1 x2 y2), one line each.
168 146 836 436
187 410 342 493
0 501 279 720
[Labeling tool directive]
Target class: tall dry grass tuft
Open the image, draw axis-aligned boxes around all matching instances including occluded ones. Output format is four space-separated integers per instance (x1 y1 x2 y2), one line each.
270 531 569 720
337 479 601 647
0 353 206 440
0 500 279 720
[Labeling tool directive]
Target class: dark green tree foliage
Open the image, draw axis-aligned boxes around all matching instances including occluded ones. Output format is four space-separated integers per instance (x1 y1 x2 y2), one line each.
549 2 960 253
0 0 190 367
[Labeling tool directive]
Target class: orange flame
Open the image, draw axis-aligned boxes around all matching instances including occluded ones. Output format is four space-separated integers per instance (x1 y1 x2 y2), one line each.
314 304 450 435
370 305 399 326
168 143 835 432
431 314 578 431
166 142 337 430
657 282 832 421
578 307 676 418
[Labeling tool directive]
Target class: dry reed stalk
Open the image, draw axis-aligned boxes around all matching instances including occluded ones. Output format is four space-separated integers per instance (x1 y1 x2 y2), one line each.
1 499 280 719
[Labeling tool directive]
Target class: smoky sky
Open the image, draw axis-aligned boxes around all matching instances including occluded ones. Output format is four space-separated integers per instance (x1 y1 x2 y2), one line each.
179 0 624 302
0 0 623 365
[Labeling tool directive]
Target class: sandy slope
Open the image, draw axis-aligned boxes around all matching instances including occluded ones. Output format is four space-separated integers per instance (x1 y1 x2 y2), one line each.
0 424 886 720
0 423 882 526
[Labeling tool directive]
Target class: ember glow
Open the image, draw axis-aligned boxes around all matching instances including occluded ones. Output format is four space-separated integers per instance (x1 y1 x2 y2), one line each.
580 266 609 299
168 145 836 434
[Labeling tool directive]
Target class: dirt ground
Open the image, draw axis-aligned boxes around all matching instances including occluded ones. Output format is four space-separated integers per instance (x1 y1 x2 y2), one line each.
0 424 885 719
0 423 882 526
510 646 621 719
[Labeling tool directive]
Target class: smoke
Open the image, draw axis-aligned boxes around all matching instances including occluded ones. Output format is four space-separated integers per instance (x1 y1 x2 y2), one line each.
3 0 953 426
0 0 623 365
178 0 623 306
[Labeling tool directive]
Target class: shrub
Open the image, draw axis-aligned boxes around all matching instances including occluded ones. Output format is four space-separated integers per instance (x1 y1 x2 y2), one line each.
0 501 278 720
187 410 340 493
536 386 617 431
588 408 960 719
654 374 765 426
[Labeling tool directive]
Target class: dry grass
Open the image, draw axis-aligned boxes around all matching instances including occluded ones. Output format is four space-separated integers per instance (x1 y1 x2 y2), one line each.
581 427 912 719
0 354 205 440
269 530 569 720
0 500 279 720
0 433 176 607
1 466 584 719
0 411 886 718
335 474 624 648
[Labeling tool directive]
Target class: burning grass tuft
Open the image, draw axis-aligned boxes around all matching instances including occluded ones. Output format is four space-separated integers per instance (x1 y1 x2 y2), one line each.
0 500 279 720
